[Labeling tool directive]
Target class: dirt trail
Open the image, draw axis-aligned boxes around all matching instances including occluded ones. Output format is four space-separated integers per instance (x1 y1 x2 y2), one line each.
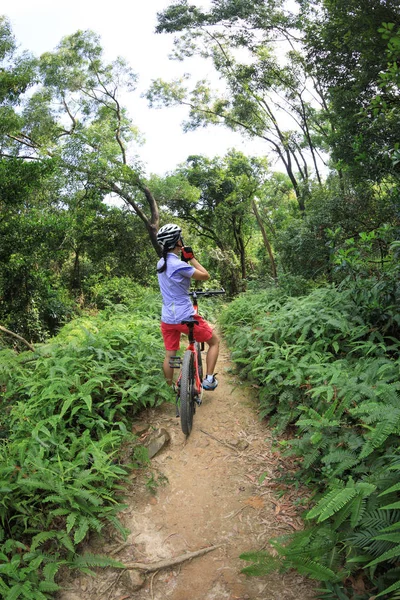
58 342 315 600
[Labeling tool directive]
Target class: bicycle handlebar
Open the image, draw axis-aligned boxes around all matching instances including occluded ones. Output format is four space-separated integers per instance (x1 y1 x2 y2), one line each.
189 288 225 297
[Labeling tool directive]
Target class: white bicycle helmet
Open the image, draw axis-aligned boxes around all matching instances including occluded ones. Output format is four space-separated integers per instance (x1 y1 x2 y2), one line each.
156 223 182 250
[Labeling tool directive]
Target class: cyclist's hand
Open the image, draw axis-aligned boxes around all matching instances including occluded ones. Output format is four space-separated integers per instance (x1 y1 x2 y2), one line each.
181 246 195 262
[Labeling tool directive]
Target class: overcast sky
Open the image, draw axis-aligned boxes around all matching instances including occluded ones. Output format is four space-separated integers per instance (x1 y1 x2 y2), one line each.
2 0 268 177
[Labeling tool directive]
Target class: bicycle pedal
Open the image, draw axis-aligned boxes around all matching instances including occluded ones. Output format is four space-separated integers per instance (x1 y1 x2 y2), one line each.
169 357 182 368
194 396 202 406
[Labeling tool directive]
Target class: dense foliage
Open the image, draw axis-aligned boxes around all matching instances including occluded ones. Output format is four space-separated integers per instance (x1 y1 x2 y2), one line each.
0 285 171 597
219 241 400 598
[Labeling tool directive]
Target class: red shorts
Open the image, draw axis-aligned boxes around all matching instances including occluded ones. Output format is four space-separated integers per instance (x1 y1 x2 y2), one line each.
161 315 213 351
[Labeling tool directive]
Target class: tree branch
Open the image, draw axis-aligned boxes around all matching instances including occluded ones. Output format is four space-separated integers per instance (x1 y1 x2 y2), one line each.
0 326 35 352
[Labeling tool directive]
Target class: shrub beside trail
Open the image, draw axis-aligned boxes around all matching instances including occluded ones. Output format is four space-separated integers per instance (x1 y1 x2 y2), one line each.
220 284 400 599
0 288 172 598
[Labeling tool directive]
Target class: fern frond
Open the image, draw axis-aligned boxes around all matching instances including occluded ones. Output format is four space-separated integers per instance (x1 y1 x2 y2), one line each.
379 482 400 497
375 579 400 598
359 420 397 459
307 486 354 522
292 557 339 581
303 447 322 469
374 533 400 544
350 494 367 528
361 509 400 530
68 552 124 569
42 562 59 581
74 520 89 544
38 581 60 592
366 544 400 567
30 531 58 552
380 501 400 511
240 550 281 576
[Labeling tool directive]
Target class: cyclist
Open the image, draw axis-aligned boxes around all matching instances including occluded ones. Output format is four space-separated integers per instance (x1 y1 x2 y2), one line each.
156 223 219 391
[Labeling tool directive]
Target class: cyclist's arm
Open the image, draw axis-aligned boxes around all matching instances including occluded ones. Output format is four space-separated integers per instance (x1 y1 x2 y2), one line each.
190 258 210 281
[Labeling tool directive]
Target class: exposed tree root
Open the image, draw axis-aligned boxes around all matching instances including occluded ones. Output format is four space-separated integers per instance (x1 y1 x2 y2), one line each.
122 543 223 572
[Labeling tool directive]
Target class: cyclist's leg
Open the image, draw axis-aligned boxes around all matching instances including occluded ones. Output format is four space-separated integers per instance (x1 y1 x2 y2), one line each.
205 331 219 376
160 322 181 385
163 350 177 386
192 317 219 387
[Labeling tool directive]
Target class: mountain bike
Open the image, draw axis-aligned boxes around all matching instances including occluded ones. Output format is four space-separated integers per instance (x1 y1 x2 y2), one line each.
169 288 225 436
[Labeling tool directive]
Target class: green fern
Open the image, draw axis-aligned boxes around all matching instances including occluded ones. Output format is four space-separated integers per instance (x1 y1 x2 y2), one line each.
366 544 400 567
240 550 281 576
68 552 125 570
359 419 399 459
375 579 400 598
221 284 400 596
291 557 339 582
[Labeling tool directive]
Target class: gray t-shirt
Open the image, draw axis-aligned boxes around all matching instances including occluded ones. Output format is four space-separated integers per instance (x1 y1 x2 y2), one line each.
157 253 195 324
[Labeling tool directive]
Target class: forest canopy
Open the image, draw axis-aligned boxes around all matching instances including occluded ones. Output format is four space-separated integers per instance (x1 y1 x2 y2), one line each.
0 0 399 342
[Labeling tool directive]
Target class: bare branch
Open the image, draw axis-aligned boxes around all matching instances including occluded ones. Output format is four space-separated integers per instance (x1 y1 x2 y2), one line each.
0 325 35 352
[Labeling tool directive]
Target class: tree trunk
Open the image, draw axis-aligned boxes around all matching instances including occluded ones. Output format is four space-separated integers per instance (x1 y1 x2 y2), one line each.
108 180 162 256
72 248 81 290
232 222 247 289
238 237 247 283
251 200 278 281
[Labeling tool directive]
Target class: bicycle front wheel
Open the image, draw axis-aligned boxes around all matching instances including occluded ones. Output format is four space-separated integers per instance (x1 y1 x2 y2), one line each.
180 350 195 436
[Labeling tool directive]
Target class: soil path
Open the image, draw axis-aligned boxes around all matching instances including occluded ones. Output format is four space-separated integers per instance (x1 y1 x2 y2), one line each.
58 342 315 600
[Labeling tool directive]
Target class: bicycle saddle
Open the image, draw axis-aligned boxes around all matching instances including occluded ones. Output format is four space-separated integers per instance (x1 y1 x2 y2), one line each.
181 317 199 326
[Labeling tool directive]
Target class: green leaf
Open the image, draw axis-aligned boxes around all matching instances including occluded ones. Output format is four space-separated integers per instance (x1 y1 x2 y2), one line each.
295 558 338 581
66 512 77 534
30 531 58 552
366 544 400 567
74 520 89 544
82 394 92 411
59 396 74 418
43 562 59 581
380 501 400 510
307 487 354 522
375 579 400 597
38 581 60 592
6 584 24 600
379 482 400 496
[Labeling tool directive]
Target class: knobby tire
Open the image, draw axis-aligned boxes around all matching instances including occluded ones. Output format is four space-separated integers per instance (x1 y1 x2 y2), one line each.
180 350 195 436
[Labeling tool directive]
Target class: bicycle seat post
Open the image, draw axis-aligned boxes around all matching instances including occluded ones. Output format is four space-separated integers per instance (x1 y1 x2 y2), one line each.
187 322 195 344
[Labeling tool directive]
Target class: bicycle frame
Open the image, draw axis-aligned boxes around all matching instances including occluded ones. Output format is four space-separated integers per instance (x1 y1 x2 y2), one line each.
169 288 225 435
176 291 203 398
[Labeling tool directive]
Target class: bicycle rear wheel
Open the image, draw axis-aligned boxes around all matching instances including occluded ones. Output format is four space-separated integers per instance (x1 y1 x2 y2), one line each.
180 350 195 436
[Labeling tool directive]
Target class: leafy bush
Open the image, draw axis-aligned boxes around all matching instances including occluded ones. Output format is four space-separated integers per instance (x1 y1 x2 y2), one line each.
220 281 400 598
84 275 154 310
0 288 171 597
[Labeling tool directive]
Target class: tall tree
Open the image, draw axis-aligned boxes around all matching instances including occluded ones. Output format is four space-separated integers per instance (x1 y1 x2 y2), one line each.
1 26 162 253
148 0 331 211
0 158 71 340
158 150 275 291
300 0 400 182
